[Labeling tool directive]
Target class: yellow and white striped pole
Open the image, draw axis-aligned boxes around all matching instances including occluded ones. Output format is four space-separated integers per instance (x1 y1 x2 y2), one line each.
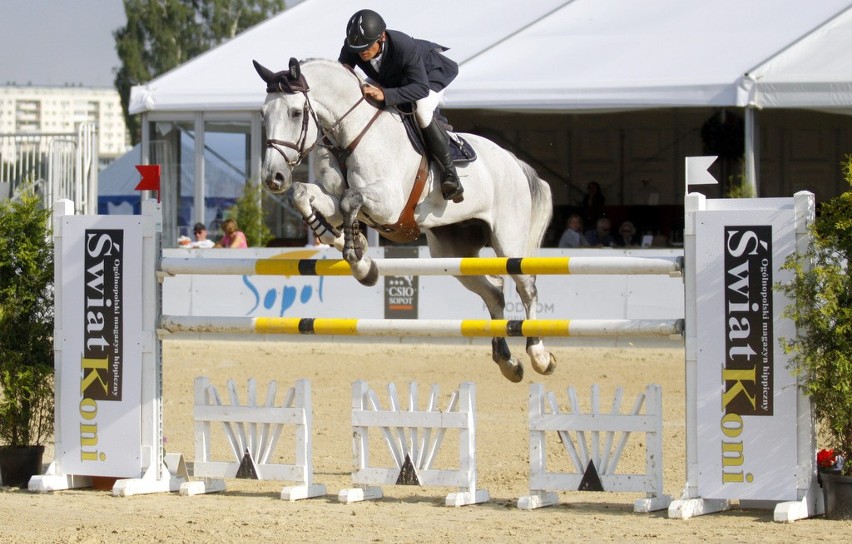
160 256 683 277
159 316 684 338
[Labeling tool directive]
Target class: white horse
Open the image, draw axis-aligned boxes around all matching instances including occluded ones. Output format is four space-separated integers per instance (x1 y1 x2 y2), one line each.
254 57 555 382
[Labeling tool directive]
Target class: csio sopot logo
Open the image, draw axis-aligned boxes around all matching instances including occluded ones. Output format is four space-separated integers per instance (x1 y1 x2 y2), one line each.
384 247 418 318
384 275 418 318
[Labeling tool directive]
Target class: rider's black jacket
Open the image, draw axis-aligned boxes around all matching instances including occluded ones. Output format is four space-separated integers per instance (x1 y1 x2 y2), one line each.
338 29 458 107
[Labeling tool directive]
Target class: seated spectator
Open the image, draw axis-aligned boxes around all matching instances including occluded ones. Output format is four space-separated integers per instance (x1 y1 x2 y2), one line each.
192 222 215 248
585 216 613 247
613 221 640 248
557 213 590 248
215 218 248 248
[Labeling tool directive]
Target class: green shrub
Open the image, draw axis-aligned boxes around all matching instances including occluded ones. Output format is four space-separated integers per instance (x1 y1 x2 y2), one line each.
780 156 852 475
0 189 55 446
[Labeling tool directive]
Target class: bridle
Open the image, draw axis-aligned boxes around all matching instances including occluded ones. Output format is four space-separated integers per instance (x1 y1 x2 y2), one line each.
264 68 383 169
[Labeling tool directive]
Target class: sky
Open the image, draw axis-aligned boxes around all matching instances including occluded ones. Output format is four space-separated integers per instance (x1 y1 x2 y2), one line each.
0 0 127 88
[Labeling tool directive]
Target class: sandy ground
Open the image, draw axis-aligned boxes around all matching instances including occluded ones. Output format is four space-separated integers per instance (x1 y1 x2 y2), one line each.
1 340 849 543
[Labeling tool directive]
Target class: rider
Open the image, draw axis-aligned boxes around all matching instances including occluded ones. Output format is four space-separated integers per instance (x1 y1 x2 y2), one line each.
338 9 464 202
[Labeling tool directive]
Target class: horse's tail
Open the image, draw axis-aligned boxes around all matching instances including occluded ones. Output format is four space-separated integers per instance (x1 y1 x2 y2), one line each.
512 155 553 255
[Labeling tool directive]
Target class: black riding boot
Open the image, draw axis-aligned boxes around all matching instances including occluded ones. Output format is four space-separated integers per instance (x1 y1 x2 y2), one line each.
421 119 464 202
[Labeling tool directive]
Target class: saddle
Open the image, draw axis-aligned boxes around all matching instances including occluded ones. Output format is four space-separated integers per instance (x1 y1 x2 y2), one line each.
399 108 477 164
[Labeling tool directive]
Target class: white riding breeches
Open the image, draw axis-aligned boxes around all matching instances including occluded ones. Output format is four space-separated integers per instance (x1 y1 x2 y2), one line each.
415 89 444 128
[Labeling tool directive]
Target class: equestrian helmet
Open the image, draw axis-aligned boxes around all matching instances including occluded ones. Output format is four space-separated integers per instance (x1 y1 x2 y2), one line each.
345 9 386 52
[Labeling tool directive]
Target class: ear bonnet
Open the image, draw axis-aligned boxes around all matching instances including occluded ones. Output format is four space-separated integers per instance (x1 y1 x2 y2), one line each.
253 57 309 93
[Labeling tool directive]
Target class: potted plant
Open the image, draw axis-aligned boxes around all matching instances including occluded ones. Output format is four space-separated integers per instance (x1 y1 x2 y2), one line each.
780 156 852 519
0 188 55 488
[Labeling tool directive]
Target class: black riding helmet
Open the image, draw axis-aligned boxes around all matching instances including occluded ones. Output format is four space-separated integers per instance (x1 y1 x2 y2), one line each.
345 9 386 52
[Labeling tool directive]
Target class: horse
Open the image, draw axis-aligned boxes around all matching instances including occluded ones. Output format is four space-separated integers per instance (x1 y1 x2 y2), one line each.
254 57 555 383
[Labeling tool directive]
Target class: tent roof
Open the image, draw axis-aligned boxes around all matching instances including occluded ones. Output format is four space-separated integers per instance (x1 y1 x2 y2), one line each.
747 4 852 110
444 0 852 111
129 0 569 113
130 0 852 115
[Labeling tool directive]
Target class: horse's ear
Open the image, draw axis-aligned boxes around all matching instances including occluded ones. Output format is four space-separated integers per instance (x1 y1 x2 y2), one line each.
253 60 275 85
288 57 300 81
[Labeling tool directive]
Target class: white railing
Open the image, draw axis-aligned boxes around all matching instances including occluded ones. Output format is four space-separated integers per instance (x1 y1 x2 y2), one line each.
0 123 98 215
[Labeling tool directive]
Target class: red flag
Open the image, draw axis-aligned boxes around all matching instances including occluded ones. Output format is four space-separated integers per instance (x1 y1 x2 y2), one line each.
135 164 161 192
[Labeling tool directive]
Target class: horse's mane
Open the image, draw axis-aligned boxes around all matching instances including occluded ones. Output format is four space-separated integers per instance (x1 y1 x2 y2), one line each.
300 58 365 81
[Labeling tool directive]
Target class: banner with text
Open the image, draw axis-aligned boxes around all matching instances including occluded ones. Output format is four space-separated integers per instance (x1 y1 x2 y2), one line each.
694 205 798 500
59 215 144 477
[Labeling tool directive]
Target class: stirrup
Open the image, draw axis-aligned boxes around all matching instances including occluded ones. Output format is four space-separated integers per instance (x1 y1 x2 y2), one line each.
441 177 464 203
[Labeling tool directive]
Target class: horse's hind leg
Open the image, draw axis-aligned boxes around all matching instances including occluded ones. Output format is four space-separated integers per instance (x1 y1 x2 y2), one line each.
453 275 524 383
426 227 523 382
512 274 556 376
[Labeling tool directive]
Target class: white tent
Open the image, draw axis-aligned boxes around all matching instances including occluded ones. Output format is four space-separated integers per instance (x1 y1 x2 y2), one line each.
129 0 571 114
130 0 852 115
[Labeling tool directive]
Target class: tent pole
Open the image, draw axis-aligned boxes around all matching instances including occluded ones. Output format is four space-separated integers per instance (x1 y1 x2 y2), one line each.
194 112 206 227
744 106 760 197
140 113 151 201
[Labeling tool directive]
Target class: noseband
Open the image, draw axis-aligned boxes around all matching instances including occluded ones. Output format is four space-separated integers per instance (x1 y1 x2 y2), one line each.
265 69 382 169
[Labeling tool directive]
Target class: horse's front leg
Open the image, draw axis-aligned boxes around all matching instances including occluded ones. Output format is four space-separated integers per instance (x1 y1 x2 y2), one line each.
289 182 345 250
339 188 378 286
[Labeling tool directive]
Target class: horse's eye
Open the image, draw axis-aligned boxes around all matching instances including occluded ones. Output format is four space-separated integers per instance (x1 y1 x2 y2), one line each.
290 108 302 119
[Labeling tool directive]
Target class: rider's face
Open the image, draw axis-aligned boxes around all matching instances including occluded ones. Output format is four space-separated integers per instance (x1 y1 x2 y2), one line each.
359 39 382 61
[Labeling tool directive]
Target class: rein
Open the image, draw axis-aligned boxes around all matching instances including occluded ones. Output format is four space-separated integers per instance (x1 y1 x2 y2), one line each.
265 67 382 168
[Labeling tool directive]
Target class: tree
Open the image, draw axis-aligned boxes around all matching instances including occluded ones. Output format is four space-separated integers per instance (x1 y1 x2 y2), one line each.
114 0 285 143
229 179 273 247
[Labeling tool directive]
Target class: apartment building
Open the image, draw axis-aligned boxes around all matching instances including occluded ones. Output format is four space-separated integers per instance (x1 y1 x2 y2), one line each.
0 85 131 159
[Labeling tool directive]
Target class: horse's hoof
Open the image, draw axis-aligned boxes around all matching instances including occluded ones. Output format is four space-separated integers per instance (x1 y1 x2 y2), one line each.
497 361 524 383
534 353 557 376
356 260 379 287
347 256 378 287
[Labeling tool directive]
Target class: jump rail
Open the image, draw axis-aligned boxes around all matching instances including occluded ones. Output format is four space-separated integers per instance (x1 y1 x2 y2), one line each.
159 256 684 278
159 317 685 338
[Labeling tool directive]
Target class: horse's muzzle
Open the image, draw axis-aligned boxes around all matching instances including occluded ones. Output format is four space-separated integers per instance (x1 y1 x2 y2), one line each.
265 174 286 193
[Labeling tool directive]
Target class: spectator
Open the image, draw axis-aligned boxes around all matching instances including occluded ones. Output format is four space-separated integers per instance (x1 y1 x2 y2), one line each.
557 213 590 248
191 222 215 248
613 221 640 248
215 218 248 248
580 181 605 227
585 216 613 247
